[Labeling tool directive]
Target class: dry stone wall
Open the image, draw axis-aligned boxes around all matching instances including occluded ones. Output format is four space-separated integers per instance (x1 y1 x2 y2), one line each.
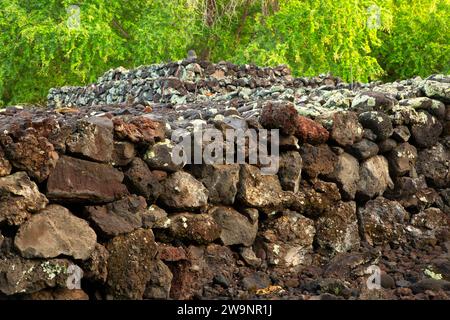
1 58 450 300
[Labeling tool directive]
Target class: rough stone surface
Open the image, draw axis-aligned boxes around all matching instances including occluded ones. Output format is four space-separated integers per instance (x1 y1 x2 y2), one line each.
416 143 449 188
144 260 173 299
277 151 302 192
327 111 364 147
111 141 136 166
210 206 258 246
106 229 158 299
159 171 208 210
165 213 221 244
352 91 397 112
299 144 337 179
14 204 97 260
66 117 114 163
349 139 379 160
358 111 394 141
84 195 147 237
190 164 239 205
325 153 359 200
47 155 129 203
0 172 48 226
144 139 184 172
124 157 163 203
359 197 409 246
386 142 417 177
411 112 443 148
357 155 394 199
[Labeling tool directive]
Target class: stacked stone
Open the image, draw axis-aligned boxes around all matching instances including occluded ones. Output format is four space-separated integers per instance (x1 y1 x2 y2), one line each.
0 60 449 300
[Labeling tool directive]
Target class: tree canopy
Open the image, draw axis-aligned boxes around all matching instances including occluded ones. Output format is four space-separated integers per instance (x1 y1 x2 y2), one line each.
1 0 449 106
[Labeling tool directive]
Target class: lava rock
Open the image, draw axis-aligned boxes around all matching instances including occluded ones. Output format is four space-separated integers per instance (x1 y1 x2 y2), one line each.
416 143 449 188
351 91 397 112
124 157 162 203
210 206 258 246
299 144 337 179
84 195 147 237
348 139 379 160
326 111 364 147
111 141 136 166
0 172 48 226
357 155 394 199
47 155 129 203
165 213 221 244
159 171 208 210
14 204 97 260
411 112 443 148
144 139 184 172
144 260 173 299
358 111 394 141
325 153 359 200
277 151 302 192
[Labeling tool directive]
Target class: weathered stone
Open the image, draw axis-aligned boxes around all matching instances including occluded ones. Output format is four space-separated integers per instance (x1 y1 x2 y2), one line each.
210 206 257 246
4 133 59 182
315 201 360 254
416 143 449 188
241 272 271 291
66 117 114 163
142 205 170 229
351 91 397 112
158 244 187 262
295 115 329 144
0 256 76 296
262 210 315 267
386 142 417 177
325 153 359 200
327 111 364 147
399 97 446 119
299 144 337 178
422 80 450 103
190 164 239 205
81 243 109 283
143 260 173 299
411 112 443 148
358 111 394 141
259 101 299 135
84 195 147 237
359 197 408 245
237 164 286 209
47 155 128 203
411 208 449 231
106 229 158 299
349 139 379 160
378 138 398 153
279 135 299 151
357 155 394 199
392 125 411 142
165 213 221 244
112 116 165 144
363 128 378 141
259 101 329 144
144 139 184 172
277 151 302 192
0 146 11 177
0 172 48 226
124 157 162 203
239 247 262 268
159 171 208 210
15 204 97 260
111 141 136 166
25 288 89 300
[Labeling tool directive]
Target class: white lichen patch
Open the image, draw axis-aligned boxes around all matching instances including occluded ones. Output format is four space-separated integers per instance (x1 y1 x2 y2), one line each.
40 261 67 280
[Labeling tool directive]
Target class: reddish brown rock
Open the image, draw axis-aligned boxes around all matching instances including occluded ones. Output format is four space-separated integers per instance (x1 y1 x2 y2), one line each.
124 157 162 203
46 155 129 203
259 101 299 135
106 229 158 299
165 213 221 244
295 115 329 144
66 117 114 163
84 195 147 237
299 144 337 179
112 116 165 144
0 171 48 226
4 133 59 182
158 244 187 262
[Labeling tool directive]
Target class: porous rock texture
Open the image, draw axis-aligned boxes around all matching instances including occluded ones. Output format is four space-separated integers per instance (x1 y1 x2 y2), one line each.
0 58 449 300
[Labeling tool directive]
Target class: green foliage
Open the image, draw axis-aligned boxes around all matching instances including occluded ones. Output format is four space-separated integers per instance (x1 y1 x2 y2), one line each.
0 0 449 106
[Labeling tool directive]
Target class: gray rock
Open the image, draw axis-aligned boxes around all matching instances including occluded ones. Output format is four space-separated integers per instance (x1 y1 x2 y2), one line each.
190 164 239 205
210 206 258 246
144 139 185 172
15 204 97 260
358 111 394 141
124 157 162 203
416 143 449 188
277 151 302 192
349 139 379 160
359 197 408 245
411 112 443 148
357 155 394 199
392 125 411 142
144 260 173 299
159 171 208 210
351 91 397 112
325 153 359 200
422 80 450 103
142 205 170 229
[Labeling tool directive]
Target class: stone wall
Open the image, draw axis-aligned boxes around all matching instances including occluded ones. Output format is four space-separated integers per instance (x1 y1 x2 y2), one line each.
1 58 450 300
